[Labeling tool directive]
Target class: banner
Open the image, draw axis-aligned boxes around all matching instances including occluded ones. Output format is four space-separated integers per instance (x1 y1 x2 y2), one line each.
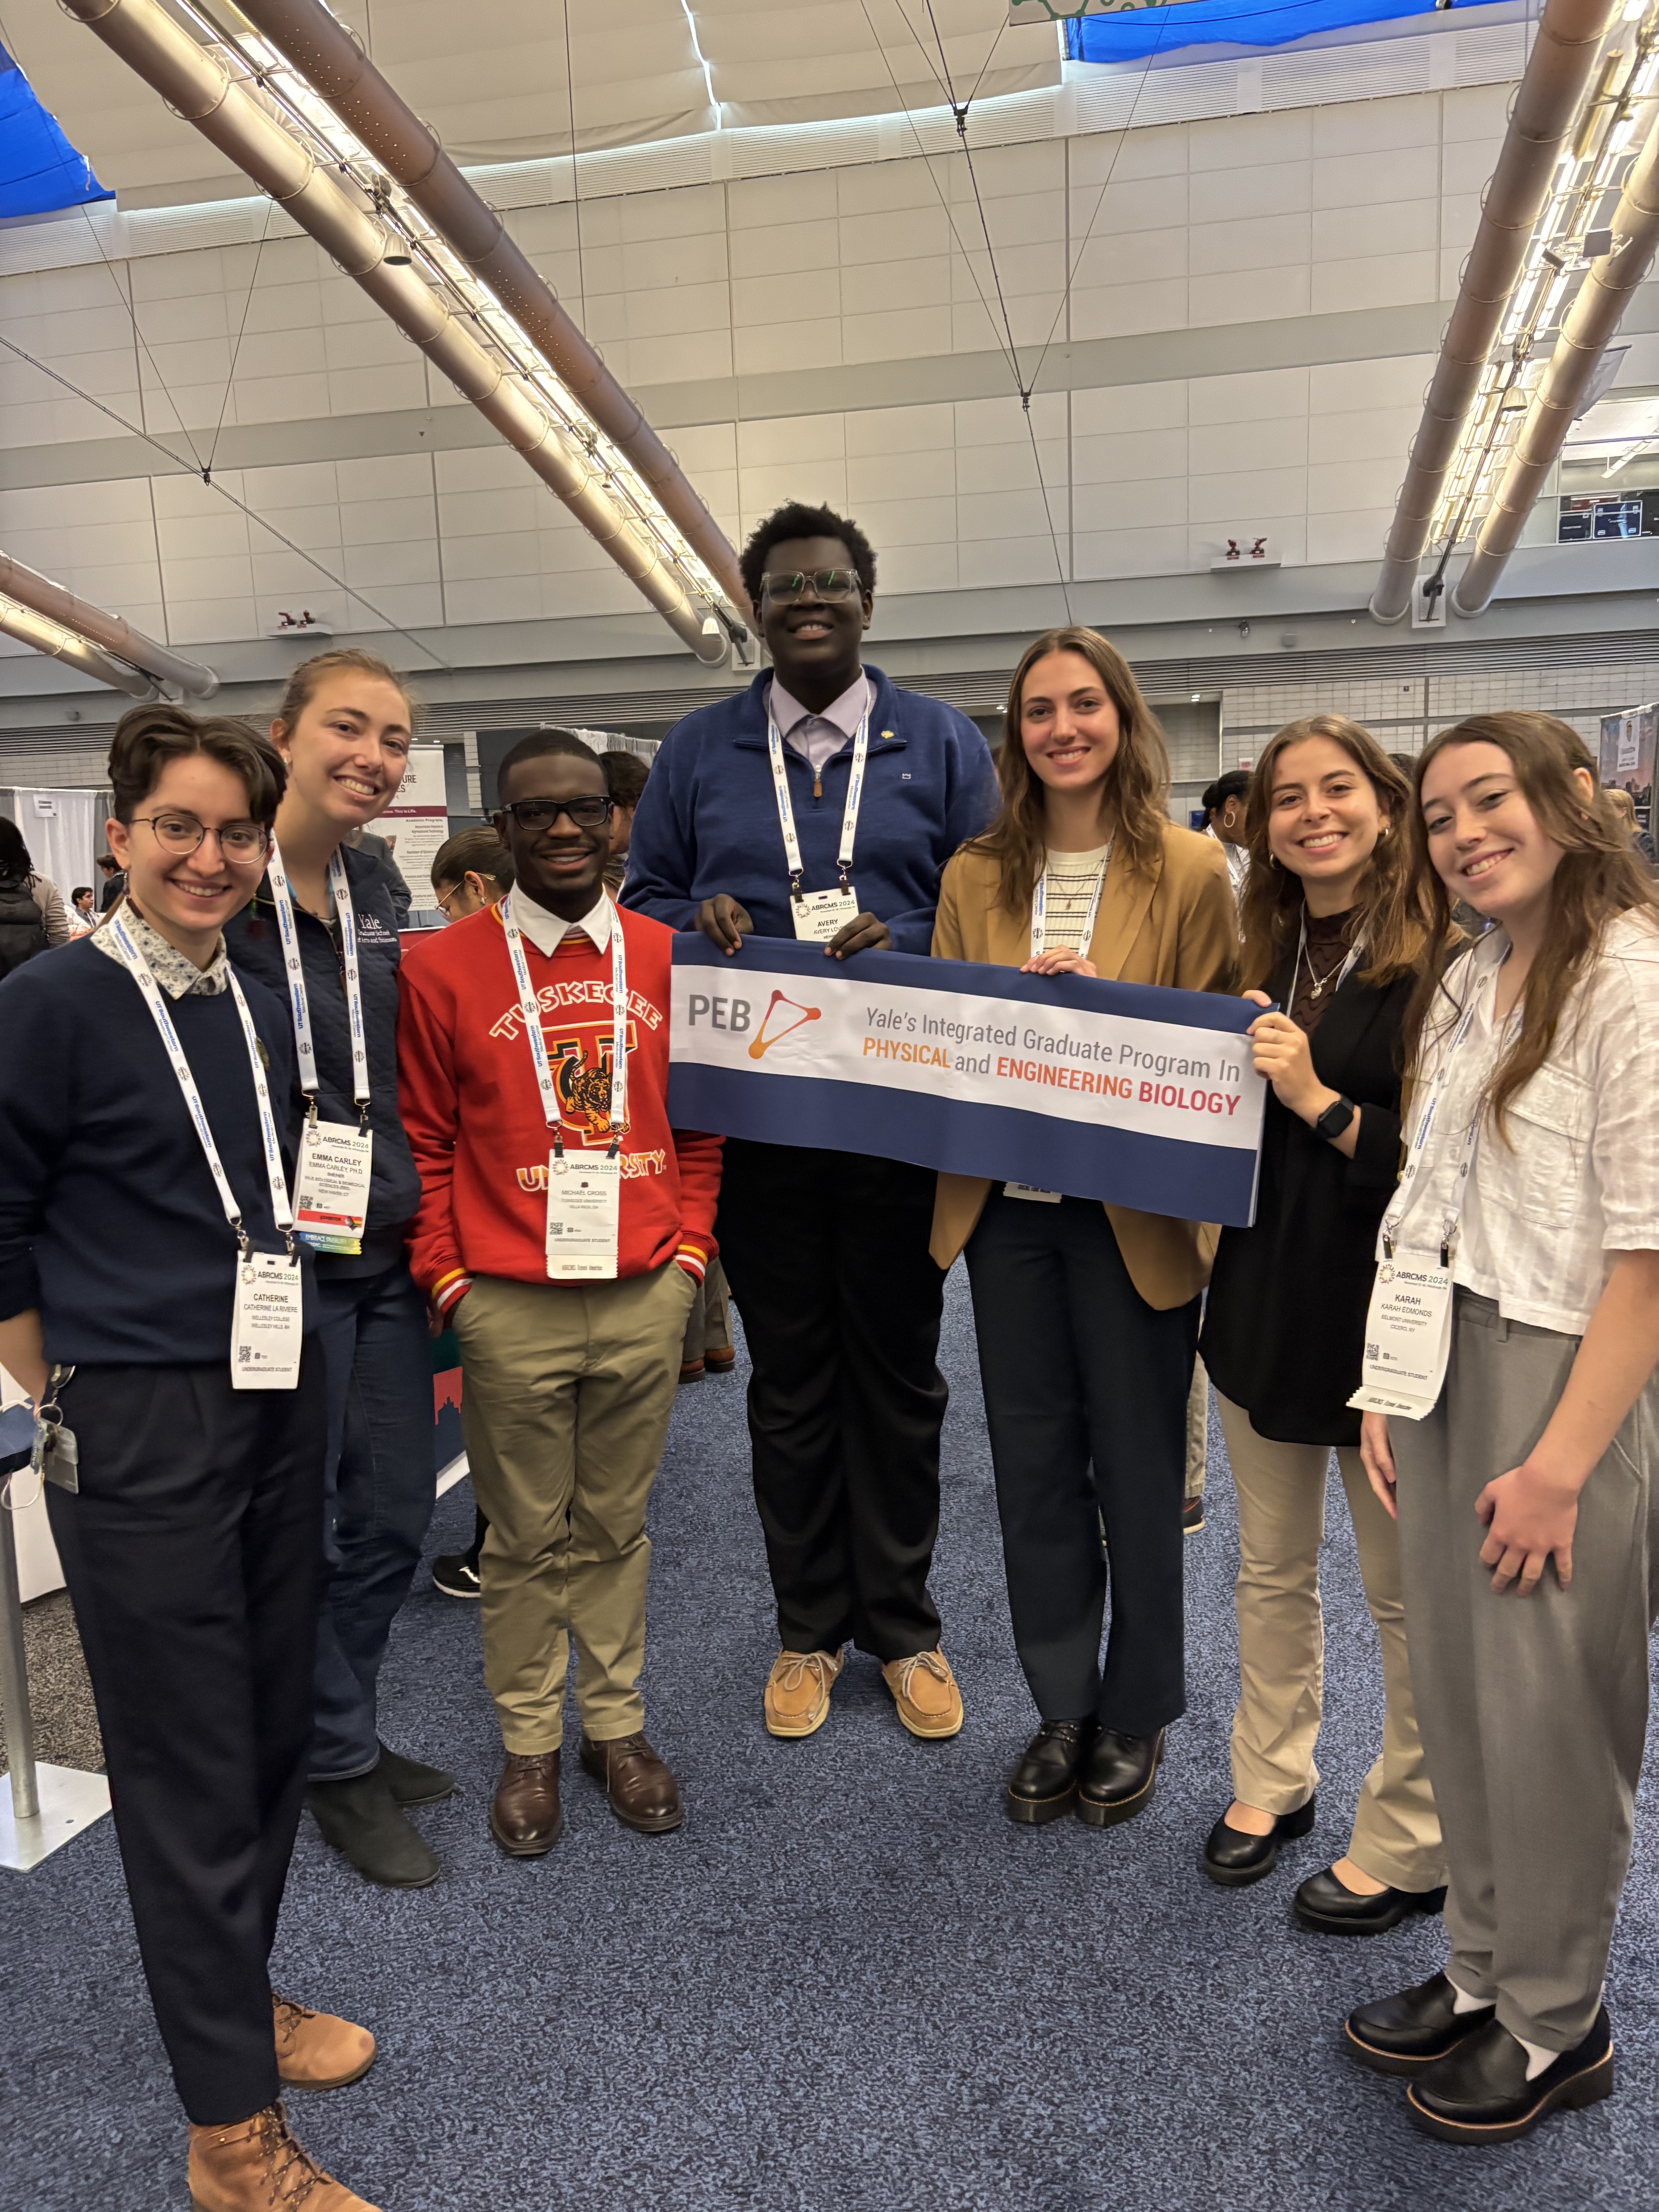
668 938 1267 1228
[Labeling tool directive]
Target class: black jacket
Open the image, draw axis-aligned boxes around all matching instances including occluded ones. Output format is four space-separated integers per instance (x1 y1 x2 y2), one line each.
223 842 421 1276
1199 954 1410 1446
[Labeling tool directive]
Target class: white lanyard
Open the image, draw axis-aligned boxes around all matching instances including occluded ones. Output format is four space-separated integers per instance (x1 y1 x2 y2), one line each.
1286 914 1365 1016
263 842 370 1121
766 701 869 901
1030 843 1111 960
108 910 294 1252
1383 951 1505 1267
501 892 629 1156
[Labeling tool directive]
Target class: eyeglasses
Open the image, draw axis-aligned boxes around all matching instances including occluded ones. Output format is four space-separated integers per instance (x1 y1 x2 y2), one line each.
498 796 614 832
130 813 270 862
759 568 862 604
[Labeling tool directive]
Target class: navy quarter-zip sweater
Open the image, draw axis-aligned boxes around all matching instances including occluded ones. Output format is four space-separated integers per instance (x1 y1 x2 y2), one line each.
0 938 316 1365
224 841 421 1277
622 665 998 953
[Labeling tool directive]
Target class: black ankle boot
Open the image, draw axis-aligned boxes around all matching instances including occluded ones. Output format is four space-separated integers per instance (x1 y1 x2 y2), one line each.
306 1770 439 1888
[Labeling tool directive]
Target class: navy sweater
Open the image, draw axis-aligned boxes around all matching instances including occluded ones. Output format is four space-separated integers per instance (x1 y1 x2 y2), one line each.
623 665 998 954
0 938 316 1365
224 842 421 1277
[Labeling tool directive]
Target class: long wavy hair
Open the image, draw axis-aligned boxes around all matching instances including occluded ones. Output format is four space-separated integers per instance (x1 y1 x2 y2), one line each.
1403 712 1659 1138
967 627 1171 915
1238 715 1427 991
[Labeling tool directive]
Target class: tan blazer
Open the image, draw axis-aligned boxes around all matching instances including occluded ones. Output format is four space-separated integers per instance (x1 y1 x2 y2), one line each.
929 823 1238 1310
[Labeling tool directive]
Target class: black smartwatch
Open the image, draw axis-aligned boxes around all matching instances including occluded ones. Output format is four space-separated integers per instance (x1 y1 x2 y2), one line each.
1314 1094 1357 1143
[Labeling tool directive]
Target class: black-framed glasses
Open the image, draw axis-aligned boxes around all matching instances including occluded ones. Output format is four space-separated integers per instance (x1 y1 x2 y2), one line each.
130 812 270 862
498 796 614 832
759 568 861 604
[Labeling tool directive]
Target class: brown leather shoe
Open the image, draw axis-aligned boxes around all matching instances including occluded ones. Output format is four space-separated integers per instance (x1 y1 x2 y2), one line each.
705 1346 736 1372
188 2101 380 2211
764 1648 844 1738
273 1994 376 2092
679 1358 706 1382
489 1748 563 1855
881 1647 965 1740
578 1731 684 1834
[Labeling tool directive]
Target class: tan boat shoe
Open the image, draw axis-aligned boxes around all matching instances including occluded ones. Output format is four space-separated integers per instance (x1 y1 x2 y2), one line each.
273 1993 376 2092
881 1647 964 1740
763 1648 844 1738
188 2100 381 2211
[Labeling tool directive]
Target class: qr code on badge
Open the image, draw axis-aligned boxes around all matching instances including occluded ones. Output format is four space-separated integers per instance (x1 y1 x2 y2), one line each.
237 1344 254 1364
1365 1342 1381 1362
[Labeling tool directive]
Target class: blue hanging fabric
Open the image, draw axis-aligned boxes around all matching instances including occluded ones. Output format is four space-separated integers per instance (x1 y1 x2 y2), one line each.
0 41 113 219
1066 0 1442 64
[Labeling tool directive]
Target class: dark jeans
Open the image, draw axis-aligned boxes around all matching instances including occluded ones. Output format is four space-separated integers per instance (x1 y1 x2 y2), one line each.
46 1353 326 2125
311 1258 436 1780
716 1139 948 1661
965 1191 1198 1735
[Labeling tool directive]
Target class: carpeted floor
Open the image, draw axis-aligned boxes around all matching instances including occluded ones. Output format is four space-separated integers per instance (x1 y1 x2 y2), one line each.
4 1268 1657 2211
0 1590 103 1777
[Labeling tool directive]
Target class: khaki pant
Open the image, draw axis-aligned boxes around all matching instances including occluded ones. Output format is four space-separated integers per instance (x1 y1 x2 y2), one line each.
452 1262 696 1754
1216 1389 1443 1893
1185 1357 1208 1504
681 1255 732 1365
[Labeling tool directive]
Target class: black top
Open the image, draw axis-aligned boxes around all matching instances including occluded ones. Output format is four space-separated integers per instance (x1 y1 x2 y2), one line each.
223 842 421 1276
1200 949 1410 1447
0 938 316 1365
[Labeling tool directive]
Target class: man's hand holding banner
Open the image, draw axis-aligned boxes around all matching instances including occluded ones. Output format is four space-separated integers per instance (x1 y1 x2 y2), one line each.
668 937 1267 1228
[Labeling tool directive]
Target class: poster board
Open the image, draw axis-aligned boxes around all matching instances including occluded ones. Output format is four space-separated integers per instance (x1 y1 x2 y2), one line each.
376 745 448 919
1599 706 1656 834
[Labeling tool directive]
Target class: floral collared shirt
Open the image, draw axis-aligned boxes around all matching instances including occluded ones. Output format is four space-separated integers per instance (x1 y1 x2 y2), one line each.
91 899 230 998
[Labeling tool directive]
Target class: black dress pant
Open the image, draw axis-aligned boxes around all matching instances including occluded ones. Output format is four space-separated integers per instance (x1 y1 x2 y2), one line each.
716 1139 948 1660
45 1350 326 2126
965 1191 1197 1735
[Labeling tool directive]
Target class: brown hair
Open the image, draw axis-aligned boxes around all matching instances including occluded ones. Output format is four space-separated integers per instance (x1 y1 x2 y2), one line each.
431 825 513 894
271 649 414 740
1404 712 1659 1138
107 703 286 826
1238 715 1427 991
967 626 1171 914
1606 783 1638 833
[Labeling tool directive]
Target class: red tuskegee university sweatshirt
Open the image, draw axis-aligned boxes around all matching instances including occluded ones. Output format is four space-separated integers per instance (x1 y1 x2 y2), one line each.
397 897 721 1317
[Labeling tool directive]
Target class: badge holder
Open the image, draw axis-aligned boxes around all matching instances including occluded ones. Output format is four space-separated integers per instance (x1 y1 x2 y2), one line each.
231 1229 306 1391
790 879 860 945
293 1100 374 1256
545 1135 622 1281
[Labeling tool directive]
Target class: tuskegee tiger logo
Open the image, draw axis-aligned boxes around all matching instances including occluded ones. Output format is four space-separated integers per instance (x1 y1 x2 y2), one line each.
548 1022 635 1141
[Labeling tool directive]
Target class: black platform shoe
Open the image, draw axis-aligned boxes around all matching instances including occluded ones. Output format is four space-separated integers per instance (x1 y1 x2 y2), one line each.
1295 1865 1445 1935
1408 2009 1613 2143
1077 1728 1163 1827
1343 1972 1495 2077
1201 1798 1316 1888
1006 1718 1098 1825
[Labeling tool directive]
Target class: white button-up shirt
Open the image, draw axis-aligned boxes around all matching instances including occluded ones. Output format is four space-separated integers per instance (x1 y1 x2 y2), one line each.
1391 912 1659 1334
769 673 874 775
508 886 611 956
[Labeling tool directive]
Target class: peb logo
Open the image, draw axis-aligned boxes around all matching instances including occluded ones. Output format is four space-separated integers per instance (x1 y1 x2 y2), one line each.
685 988 822 1061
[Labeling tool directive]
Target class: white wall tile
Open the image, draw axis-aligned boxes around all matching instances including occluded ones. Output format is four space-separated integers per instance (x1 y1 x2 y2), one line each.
1074 524 1190 580
1189 368 1309 425
1072 381 1187 436
1190 161 1311 227
1188 264 1310 325
1073 427 1189 486
1069 278 1190 340
1311 251 1438 316
1312 200 1439 261
1189 213 1310 279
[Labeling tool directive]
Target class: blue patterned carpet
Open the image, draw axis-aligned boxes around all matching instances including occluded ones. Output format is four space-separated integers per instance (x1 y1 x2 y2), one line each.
5 1268 1657 2211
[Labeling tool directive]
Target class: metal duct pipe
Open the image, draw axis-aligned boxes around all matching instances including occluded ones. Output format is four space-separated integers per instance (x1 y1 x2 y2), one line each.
1370 0 1619 621
0 595 159 699
230 0 751 624
59 0 728 668
1454 114 1659 613
0 552 215 696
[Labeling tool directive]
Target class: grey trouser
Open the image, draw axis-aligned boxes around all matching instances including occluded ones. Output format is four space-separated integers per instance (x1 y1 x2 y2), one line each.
1392 1290 1659 2049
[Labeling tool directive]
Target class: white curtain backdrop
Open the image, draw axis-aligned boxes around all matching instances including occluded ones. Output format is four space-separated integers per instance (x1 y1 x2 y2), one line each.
0 787 107 907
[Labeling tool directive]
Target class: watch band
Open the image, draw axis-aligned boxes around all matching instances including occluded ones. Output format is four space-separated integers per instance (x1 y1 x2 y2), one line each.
1314 1093 1357 1142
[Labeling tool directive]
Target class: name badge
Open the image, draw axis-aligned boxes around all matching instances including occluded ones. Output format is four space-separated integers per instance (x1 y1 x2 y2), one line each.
791 886 860 944
30 1416 78 1495
545 1150 621 1280
232 1251 305 1390
1348 1252 1454 1419
294 1121 374 1255
1004 1182 1062 1203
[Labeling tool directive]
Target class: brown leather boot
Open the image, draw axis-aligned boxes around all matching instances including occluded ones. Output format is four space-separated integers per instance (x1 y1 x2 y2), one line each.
578 1731 684 1834
489 1748 563 1855
187 2100 380 2210
273 1994 376 2091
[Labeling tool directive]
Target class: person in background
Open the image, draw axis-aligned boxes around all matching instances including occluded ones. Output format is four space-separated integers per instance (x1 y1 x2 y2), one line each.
225 650 449 1891
96 850 126 912
625 500 998 1745
424 824 515 1602
347 824 413 927
399 730 721 1853
0 818 70 975
602 748 651 893
1198 716 1445 1932
1202 769 1252 899
1350 715 1659 2147
0 704 381 2212
68 885 97 936
932 627 1236 1828
1604 783 1656 869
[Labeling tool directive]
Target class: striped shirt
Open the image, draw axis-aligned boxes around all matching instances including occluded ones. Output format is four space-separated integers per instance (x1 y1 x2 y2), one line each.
1039 844 1109 952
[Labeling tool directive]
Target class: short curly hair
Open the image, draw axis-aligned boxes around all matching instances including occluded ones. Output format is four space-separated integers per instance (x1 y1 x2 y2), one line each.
739 502 876 608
